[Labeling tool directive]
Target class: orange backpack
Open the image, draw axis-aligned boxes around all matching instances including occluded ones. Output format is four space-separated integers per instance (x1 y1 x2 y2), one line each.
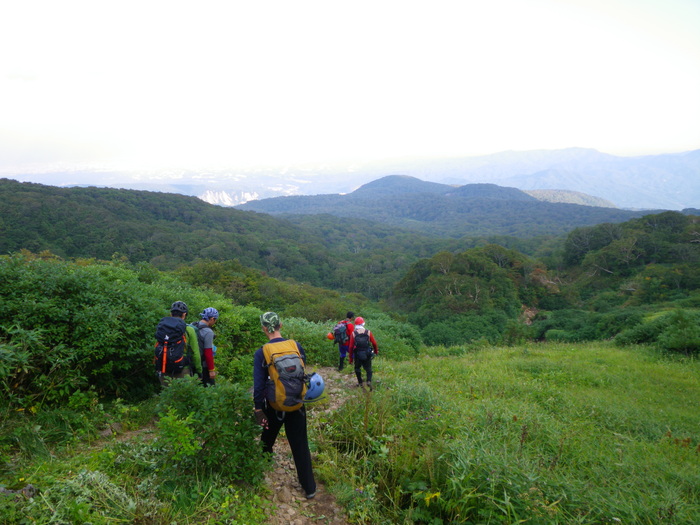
263 340 307 411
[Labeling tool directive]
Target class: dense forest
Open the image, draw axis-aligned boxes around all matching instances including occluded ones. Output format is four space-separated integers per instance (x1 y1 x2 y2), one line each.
1 177 699 351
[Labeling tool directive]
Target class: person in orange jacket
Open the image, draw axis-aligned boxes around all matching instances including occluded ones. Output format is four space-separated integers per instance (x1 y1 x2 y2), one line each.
347 316 378 390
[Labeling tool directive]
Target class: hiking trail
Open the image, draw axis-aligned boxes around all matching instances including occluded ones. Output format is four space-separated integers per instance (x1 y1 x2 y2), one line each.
262 366 357 525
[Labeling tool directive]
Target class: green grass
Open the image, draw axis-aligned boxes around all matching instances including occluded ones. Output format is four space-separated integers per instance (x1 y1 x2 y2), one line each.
2 342 698 524
314 342 700 524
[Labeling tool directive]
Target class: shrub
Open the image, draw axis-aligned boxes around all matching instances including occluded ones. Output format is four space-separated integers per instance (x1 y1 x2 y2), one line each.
614 309 700 354
0 253 260 406
655 310 700 355
421 311 509 346
154 377 266 483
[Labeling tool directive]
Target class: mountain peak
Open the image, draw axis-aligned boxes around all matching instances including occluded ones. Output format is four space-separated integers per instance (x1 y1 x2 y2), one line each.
352 175 452 196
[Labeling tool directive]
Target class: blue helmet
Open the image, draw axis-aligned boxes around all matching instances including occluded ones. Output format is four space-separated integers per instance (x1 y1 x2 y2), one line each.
305 373 325 401
200 307 219 320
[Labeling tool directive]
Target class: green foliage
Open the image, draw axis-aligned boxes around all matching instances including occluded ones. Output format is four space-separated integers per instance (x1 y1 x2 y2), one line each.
154 377 266 482
174 259 372 320
0 253 269 408
258 311 422 368
421 311 510 346
615 309 700 355
156 407 202 462
563 212 700 272
1 440 268 524
314 343 700 524
391 245 555 346
530 308 646 343
351 310 423 361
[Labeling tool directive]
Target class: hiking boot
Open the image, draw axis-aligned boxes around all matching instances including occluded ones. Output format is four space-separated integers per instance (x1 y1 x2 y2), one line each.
338 357 345 371
306 491 316 499
366 381 372 391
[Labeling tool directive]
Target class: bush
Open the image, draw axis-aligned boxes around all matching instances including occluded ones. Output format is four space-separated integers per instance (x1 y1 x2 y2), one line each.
531 309 605 342
614 309 700 354
655 310 700 354
154 377 266 483
0 253 266 406
421 311 509 347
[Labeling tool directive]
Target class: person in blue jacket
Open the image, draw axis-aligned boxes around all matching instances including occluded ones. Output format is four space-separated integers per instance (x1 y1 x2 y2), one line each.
253 311 317 499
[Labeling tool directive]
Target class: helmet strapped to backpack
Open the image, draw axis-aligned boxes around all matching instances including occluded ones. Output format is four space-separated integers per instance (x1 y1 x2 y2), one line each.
304 372 325 401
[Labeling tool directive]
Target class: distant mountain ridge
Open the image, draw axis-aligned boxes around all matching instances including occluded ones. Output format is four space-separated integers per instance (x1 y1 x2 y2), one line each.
237 176 662 238
353 148 700 210
9 148 698 210
524 189 617 208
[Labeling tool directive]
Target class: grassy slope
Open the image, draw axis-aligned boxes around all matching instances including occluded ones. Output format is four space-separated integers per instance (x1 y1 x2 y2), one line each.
3 342 698 524
317 342 700 523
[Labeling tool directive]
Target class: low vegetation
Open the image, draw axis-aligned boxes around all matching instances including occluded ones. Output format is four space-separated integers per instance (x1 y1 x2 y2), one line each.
318 343 699 523
1 185 699 523
2 340 698 523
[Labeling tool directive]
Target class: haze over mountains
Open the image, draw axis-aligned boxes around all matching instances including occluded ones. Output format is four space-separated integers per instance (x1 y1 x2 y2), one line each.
8 148 699 211
236 175 669 238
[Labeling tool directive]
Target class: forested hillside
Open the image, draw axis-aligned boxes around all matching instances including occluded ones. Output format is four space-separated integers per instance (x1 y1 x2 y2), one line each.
0 178 556 298
390 211 700 349
2 252 697 523
0 178 441 297
237 175 660 237
2 178 699 351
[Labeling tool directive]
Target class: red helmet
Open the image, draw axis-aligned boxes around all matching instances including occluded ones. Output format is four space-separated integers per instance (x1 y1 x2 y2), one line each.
354 316 364 325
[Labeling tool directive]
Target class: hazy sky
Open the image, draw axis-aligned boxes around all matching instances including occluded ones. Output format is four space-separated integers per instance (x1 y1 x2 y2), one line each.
1 0 699 175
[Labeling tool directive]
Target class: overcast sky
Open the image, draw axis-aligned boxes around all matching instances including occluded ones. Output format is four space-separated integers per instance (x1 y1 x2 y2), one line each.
1 0 699 175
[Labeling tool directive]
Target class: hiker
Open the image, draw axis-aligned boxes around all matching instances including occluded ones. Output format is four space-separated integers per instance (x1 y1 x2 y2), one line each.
154 301 202 386
331 311 355 371
347 316 379 390
195 307 219 387
253 311 317 499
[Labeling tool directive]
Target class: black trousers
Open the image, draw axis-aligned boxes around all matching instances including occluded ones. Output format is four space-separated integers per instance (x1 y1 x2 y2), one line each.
261 405 316 495
201 367 215 387
354 356 373 384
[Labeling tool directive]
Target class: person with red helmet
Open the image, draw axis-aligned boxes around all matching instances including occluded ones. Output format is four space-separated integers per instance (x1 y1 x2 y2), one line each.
347 316 379 390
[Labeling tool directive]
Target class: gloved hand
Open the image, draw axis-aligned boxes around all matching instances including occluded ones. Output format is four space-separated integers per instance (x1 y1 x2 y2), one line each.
255 409 268 429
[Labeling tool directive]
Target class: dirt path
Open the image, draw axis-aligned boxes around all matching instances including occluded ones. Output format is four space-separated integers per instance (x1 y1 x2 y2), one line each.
262 366 357 525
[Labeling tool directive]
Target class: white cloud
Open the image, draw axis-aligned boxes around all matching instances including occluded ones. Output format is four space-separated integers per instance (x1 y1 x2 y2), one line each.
1 0 699 174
